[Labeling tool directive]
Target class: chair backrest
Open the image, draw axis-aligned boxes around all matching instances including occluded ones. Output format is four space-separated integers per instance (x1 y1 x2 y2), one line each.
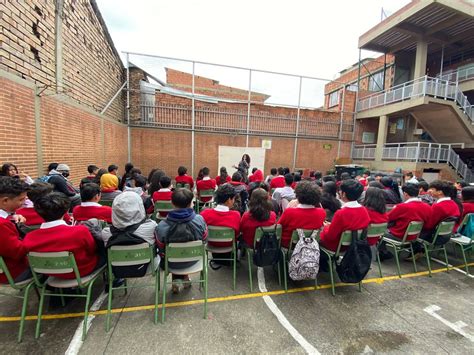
367 223 388 241
432 220 455 244
153 201 174 220
166 240 205 264
334 229 364 256
254 224 282 247
99 199 114 207
207 226 235 244
176 182 191 190
288 229 320 254
108 243 152 267
400 221 424 243
199 189 214 199
28 251 81 285
0 256 17 287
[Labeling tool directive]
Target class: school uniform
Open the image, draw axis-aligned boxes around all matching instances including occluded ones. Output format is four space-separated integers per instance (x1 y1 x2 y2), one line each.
248 170 264 183
425 197 460 231
196 177 217 202
200 205 240 248
215 175 231 186
461 202 474 223
364 207 388 246
387 198 431 240
175 175 194 189
240 211 277 246
0 210 28 283
16 206 72 225
72 202 112 223
270 176 285 189
151 188 173 217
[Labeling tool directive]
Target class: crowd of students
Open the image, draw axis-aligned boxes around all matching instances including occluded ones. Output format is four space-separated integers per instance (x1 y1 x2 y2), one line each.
0 160 473 294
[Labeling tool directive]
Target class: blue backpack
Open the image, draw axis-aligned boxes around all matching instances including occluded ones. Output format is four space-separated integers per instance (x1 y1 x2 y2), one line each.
458 213 474 239
36 175 51 183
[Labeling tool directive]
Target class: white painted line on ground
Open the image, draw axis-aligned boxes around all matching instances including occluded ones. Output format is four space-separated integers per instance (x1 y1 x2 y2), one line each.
65 290 108 355
424 305 474 342
430 257 474 278
257 267 320 355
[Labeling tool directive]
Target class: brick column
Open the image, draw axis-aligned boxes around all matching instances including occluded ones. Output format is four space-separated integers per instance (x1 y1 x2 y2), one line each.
375 115 388 161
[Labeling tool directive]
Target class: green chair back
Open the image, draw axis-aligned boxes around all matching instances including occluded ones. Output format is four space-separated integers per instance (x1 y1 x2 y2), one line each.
199 189 215 199
176 183 191 190
207 226 235 243
153 200 174 220
108 243 153 269
432 220 455 245
99 199 114 207
367 223 388 241
334 229 364 256
166 241 205 263
254 224 282 247
28 251 81 285
400 221 424 243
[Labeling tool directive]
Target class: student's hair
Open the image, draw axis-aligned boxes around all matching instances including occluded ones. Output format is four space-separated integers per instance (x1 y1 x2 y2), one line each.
405 172 414 178
340 172 351 181
80 183 101 202
159 175 171 188
124 162 134 174
402 183 419 197
277 167 285 175
0 176 29 198
375 173 384 178
96 168 107 181
34 192 70 222
248 181 270 198
242 154 251 165
148 169 165 196
177 166 187 176
202 167 210 176
381 176 402 200
322 181 337 197
172 188 194 209
461 186 474 203
47 162 59 172
418 180 429 192
215 184 236 204
283 167 290 175
314 171 322 180
197 168 204 180
368 181 384 189
340 179 364 201
133 175 147 188
367 176 375 183
27 182 53 204
363 187 386 214
1 163 17 176
321 183 341 213
219 166 228 183
232 172 242 182
130 167 142 176
284 173 294 186
87 165 98 174
363 170 371 176
108 164 118 173
456 180 468 188
270 168 277 175
294 173 302 183
295 181 321 206
322 175 336 183
119 163 134 190
252 167 258 174
249 188 273 222
429 180 451 196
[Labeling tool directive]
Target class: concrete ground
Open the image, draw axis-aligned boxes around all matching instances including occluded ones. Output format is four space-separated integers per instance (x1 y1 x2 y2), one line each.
0 248 473 354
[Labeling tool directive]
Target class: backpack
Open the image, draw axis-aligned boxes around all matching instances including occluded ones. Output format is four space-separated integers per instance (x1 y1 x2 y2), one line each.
458 214 474 239
253 226 281 267
163 220 200 244
335 229 372 283
288 229 320 281
36 175 51 183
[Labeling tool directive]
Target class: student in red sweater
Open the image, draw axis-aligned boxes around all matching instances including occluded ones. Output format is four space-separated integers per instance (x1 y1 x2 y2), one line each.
16 182 72 226
151 175 173 218
320 179 370 252
240 188 277 246
461 186 474 226
72 183 112 223
362 187 388 246
278 181 326 248
175 166 194 189
270 167 286 190
201 184 240 249
196 167 216 203
248 168 264 184
215 167 231 186
24 192 101 279
0 177 30 283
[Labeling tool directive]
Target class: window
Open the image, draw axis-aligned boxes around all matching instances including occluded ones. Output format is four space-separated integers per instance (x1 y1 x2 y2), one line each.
347 84 358 92
368 71 384 92
328 90 339 107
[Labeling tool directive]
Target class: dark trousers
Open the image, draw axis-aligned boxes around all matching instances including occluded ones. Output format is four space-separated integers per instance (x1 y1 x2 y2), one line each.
412 229 450 253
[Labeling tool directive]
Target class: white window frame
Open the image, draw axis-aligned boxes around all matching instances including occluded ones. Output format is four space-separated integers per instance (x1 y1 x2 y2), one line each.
368 71 384 92
328 90 339 107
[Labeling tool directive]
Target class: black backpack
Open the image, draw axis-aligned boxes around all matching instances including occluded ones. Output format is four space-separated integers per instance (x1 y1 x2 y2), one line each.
336 229 372 283
253 227 281 267
163 220 200 244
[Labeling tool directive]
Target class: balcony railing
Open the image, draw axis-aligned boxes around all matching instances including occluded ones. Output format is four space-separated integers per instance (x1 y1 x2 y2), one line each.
352 142 473 183
437 64 474 83
357 76 473 122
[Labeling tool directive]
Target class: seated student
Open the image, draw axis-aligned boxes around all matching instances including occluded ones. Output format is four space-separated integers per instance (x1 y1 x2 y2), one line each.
229 172 249 215
272 173 295 209
362 187 388 246
249 181 280 215
72 183 112 223
201 184 240 248
23 192 101 279
418 180 434 205
291 172 301 189
196 167 216 203
248 168 264 184
265 168 278 184
380 176 402 205
278 181 326 249
79 165 99 191
16 182 72 226
0 177 30 283
1 163 34 185
156 188 207 293
320 181 341 222
240 188 277 247
405 172 418 185
48 164 81 208
175 166 194 189
151 175 173 218
123 174 147 199
216 167 231 186
320 179 370 252
100 164 121 200
358 170 370 187
461 186 474 226
455 180 468 200
269 167 285 189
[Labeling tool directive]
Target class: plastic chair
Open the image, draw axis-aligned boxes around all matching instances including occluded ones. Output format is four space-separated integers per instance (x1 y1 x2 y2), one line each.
245 225 286 292
449 213 473 275
28 252 106 340
162 241 207 323
176 182 191 190
367 223 388 277
421 220 455 277
382 221 423 278
0 257 35 342
206 226 237 289
106 243 160 331
195 189 215 212
320 230 364 296
152 200 174 222
99 199 114 207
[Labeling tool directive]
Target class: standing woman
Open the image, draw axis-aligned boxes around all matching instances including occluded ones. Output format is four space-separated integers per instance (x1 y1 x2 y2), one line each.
233 154 251 183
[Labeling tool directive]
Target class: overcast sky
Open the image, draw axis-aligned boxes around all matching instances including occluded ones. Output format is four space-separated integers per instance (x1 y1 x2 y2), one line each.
96 0 411 107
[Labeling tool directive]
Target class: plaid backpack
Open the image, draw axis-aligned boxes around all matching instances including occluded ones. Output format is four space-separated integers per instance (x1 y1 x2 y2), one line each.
288 229 320 281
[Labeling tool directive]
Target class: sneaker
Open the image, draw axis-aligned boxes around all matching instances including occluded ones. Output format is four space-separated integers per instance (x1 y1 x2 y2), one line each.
405 252 424 261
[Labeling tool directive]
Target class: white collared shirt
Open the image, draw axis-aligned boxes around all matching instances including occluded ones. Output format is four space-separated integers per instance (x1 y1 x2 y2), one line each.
0 209 9 219
404 197 420 204
81 202 102 207
214 204 229 212
203 176 211 181
343 200 362 208
158 188 171 192
436 197 451 204
40 220 68 229
297 204 314 209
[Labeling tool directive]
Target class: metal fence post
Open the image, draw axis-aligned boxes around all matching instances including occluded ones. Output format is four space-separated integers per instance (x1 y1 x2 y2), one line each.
427 143 432 162
396 144 400 161
422 75 427 96
246 70 252 147
191 61 195 177
126 52 131 162
292 76 303 171
416 141 420 163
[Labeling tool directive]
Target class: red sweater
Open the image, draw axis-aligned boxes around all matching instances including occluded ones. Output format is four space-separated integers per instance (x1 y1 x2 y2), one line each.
364 207 388 246
388 200 432 239
215 175 231 185
16 207 71 226
278 207 326 248
461 202 474 223
249 170 264 183
320 204 370 252
23 223 99 279
196 178 216 202
175 175 194 189
270 176 285 189
152 190 173 202
200 207 241 247
0 217 28 283
425 198 460 231
240 211 277 246
72 204 112 223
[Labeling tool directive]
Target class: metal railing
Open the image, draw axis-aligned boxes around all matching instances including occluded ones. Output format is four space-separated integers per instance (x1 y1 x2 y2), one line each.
352 142 473 183
357 76 473 122
437 64 474 83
